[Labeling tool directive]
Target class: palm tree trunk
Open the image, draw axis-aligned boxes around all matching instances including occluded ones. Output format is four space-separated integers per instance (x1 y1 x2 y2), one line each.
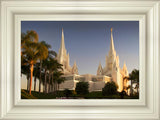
50 84 52 93
43 84 44 93
39 60 42 93
48 72 51 93
51 73 53 93
58 84 59 91
27 74 30 91
29 64 34 95
44 69 47 93
57 84 60 97
51 85 53 93
46 83 48 93
54 82 56 93
34 76 37 91
54 82 57 94
56 83 57 91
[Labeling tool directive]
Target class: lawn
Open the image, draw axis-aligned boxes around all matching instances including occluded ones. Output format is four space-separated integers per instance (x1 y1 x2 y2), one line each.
21 89 139 99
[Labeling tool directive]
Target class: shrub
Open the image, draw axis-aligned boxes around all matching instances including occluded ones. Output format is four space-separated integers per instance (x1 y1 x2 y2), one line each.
75 82 89 95
63 89 72 98
102 81 118 96
119 90 126 99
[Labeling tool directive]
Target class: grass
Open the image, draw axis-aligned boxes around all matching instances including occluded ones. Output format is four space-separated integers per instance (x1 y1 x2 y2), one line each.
21 89 37 99
21 89 57 99
21 89 139 99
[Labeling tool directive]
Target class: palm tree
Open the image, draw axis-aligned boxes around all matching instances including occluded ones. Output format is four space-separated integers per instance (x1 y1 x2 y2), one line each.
125 69 139 96
57 77 65 91
49 59 63 93
53 71 65 92
38 41 50 93
21 30 39 93
38 41 57 93
33 63 40 91
21 30 39 55
42 58 50 93
132 69 139 94
21 64 30 91
23 42 39 94
40 42 58 93
23 41 48 95
21 30 49 95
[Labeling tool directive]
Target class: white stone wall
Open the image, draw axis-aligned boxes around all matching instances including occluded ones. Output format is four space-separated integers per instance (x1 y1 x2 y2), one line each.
59 74 112 92
92 81 106 91
59 80 78 90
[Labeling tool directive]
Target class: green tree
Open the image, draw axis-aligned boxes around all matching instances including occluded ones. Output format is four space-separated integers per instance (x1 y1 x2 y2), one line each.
125 69 139 96
102 81 118 96
38 41 52 93
21 65 30 91
39 41 57 93
75 82 89 95
23 42 48 95
21 30 38 55
21 30 39 91
53 71 64 92
33 63 40 91
42 57 63 93
22 30 48 95
63 89 72 98
51 60 63 92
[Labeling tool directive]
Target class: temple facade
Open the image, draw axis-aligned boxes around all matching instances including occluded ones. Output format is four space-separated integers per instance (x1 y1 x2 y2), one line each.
57 28 129 93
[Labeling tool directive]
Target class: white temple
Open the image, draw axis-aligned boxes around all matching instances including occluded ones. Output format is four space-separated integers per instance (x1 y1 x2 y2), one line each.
57 28 129 93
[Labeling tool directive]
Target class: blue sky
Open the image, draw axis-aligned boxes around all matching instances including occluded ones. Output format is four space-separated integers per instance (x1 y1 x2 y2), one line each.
21 21 139 75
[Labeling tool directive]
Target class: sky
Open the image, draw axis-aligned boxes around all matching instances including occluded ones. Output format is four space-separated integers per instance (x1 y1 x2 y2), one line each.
21 21 139 75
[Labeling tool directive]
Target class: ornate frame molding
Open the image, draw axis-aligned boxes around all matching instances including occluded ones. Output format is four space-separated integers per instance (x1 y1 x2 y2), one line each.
0 0 159 119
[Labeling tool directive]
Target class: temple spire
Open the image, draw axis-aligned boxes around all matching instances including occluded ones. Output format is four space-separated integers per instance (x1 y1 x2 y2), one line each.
58 28 67 63
97 62 103 75
110 28 115 52
123 61 127 69
72 61 78 74
73 61 77 67
60 28 66 53
123 61 128 76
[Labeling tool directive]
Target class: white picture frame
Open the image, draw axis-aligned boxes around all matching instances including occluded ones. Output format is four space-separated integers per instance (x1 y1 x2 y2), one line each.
0 0 159 120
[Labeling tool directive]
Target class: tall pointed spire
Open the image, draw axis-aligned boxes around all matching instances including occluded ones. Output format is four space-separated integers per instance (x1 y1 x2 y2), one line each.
110 28 115 52
123 61 128 76
72 61 78 74
97 62 103 75
59 27 66 53
58 28 67 64
123 61 127 69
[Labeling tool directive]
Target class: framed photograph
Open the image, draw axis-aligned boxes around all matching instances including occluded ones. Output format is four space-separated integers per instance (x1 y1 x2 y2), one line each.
21 21 139 99
0 0 160 120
